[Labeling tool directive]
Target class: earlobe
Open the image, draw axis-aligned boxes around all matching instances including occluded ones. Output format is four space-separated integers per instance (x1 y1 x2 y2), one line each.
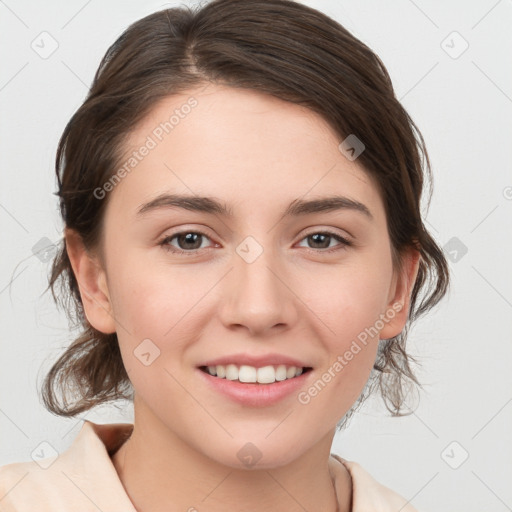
379 247 421 340
64 228 117 334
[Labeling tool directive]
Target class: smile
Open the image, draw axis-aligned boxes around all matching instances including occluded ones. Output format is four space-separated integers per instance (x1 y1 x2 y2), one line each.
199 364 312 384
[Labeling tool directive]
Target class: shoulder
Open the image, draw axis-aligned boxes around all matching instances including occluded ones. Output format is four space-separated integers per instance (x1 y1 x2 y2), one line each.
0 421 136 512
330 454 419 512
0 457 83 511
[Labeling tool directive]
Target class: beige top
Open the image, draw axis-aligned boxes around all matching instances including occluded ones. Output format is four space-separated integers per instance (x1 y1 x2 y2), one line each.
0 421 418 511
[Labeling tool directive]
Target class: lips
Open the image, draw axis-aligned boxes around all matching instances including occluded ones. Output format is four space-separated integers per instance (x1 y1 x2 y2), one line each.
195 353 313 405
197 363 312 407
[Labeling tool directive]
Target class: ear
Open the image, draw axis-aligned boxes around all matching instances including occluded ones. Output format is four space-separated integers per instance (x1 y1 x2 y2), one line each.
379 246 421 340
64 227 116 334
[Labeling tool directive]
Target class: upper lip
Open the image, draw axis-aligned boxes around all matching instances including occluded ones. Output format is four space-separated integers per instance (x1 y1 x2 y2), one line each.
199 353 311 369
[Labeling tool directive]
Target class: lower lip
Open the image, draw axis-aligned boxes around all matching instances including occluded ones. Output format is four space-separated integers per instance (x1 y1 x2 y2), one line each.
197 368 312 407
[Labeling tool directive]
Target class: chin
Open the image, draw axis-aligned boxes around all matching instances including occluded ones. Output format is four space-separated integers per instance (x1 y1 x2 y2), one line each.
201 434 310 471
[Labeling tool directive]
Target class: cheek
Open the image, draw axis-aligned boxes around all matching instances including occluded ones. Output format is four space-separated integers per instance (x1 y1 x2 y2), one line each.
107 255 210 337
296 281 383 422
299 259 393 342
106 257 224 385
293 262 390 403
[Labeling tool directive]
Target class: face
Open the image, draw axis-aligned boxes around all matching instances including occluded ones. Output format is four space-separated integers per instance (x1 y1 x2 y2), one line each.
70 83 417 469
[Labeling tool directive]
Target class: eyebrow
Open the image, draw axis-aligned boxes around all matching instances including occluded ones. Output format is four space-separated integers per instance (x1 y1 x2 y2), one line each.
136 193 373 220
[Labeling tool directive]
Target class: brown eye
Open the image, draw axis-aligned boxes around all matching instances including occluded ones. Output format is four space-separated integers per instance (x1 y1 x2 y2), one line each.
297 231 352 252
159 231 214 254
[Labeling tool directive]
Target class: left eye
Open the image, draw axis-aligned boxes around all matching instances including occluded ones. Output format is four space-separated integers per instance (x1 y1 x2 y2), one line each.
296 232 351 251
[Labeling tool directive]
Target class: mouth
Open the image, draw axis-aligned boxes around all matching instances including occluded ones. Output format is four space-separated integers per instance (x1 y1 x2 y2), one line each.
198 364 313 384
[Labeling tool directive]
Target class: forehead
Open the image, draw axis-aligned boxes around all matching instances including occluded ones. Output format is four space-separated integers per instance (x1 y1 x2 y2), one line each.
106 84 383 222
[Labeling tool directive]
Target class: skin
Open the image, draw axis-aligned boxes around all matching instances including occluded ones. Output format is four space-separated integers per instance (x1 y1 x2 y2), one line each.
66 83 420 512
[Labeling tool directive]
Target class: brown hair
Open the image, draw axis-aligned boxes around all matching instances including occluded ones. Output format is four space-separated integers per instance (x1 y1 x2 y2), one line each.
41 0 449 426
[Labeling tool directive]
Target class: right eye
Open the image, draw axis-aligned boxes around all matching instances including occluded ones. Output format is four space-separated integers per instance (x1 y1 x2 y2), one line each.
159 231 217 255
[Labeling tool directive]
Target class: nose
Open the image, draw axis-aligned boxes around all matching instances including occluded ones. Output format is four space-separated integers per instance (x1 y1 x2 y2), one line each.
217 244 298 337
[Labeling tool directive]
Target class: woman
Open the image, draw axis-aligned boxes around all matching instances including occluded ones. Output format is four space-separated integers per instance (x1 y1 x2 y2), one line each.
0 0 449 510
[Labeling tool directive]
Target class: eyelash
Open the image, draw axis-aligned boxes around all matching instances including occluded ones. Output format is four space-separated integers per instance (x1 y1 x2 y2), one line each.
158 230 352 256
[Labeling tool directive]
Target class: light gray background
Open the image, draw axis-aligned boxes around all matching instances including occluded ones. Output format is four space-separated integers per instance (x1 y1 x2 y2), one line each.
1 1 511 511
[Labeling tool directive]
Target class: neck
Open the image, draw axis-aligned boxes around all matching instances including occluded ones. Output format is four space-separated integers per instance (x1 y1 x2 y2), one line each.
111 399 351 512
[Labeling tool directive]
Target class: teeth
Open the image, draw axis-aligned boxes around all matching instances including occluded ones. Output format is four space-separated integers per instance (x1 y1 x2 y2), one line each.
225 364 238 380
257 366 276 384
275 365 287 381
205 364 306 384
239 365 257 383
